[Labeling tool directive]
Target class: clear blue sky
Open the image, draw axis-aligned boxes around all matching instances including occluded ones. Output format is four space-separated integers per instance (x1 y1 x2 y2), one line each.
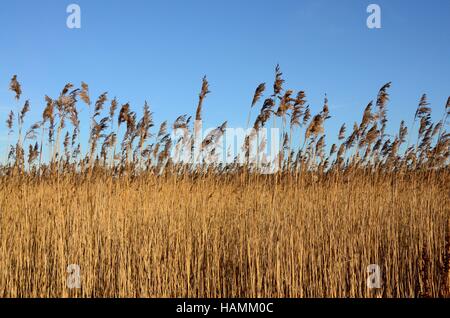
0 0 449 155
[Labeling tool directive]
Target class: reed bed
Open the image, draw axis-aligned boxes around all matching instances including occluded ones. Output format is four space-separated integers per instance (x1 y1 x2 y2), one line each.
0 66 449 297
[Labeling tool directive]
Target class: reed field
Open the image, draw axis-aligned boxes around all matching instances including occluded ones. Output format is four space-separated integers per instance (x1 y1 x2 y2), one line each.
0 66 449 297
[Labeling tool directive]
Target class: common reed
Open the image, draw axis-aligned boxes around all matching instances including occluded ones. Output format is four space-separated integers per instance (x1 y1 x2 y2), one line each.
0 66 448 298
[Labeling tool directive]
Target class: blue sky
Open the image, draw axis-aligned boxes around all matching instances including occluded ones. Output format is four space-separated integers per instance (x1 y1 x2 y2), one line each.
0 0 449 155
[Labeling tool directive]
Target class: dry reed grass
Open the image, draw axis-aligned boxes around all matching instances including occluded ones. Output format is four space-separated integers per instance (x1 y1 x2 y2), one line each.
0 171 448 297
0 67 449 298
